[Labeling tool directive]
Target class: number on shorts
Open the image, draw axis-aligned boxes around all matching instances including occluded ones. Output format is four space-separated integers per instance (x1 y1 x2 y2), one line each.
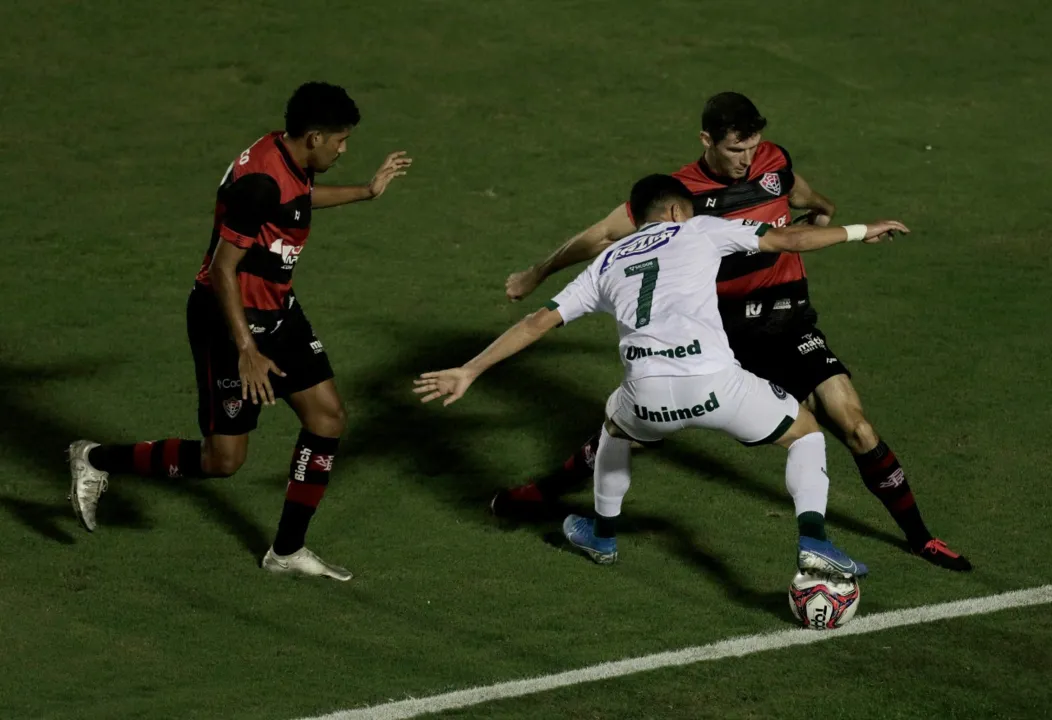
625 258 660 328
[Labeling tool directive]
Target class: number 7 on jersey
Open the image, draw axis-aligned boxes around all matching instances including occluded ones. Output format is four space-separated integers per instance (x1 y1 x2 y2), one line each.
624 258 660 328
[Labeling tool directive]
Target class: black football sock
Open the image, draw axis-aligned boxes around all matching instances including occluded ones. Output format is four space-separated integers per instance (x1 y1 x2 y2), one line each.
855 441 932 549
797 511 827 541
594 514 618 539
88 440 203 479
272 430 339 556
535 432 600 499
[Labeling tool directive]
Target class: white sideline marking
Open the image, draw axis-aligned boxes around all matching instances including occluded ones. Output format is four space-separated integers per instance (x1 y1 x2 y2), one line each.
300 585 1052 720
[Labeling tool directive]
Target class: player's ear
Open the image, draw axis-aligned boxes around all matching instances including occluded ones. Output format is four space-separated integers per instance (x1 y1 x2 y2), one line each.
305 131 321 150
700 131 712 150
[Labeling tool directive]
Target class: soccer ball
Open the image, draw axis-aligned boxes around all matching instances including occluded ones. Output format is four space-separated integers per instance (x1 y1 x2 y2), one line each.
788 572 860 629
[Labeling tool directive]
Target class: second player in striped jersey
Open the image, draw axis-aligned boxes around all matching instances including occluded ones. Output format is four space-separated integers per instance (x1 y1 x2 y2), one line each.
499 92 969 571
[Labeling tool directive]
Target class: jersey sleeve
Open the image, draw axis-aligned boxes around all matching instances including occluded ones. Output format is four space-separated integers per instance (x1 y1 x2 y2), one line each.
219 173 281 248
545 265 602 325
684 215 767 256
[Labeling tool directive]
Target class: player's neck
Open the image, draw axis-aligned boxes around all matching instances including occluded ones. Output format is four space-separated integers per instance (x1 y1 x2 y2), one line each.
280 133 312 171
699 151 738 183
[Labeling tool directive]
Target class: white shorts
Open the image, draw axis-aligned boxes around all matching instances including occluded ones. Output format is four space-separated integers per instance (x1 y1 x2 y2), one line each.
605 366 799 445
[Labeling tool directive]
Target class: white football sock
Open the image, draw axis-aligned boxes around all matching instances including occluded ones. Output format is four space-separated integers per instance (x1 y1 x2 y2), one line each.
785 431 829 517
593 426 632 518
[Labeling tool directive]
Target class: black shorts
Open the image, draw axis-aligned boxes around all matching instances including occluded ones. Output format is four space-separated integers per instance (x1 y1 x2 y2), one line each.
728 323 850 403
187 287 334 437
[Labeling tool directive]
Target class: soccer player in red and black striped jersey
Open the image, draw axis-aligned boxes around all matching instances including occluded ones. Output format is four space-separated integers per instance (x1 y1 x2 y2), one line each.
498 92 969 571
68 82 412 580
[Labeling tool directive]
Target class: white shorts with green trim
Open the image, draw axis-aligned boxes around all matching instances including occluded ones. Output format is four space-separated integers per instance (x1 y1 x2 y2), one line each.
604 366 800 445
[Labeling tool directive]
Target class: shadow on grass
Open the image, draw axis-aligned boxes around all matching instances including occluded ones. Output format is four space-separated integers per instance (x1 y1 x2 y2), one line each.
0 356 150 544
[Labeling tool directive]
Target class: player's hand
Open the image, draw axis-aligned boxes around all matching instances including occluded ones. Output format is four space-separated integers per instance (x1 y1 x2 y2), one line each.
239 347 286 406
413 368 478 406
863 220 910 244
505 266 543 302
793 211 832 227
369 151 412 199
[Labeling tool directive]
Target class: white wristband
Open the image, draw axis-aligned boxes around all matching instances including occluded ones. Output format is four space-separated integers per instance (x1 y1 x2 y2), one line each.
844 224 867 242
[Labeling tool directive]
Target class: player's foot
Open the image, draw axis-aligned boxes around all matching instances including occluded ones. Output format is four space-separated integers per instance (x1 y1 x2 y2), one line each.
798 537 868 579
914 538 972 572
68 440 108 532
261 546 353 581
490 482 549 519
562 514 618 565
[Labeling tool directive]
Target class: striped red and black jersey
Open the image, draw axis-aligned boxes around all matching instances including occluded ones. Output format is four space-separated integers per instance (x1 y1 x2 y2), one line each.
628 142 813 335
195 131 313 329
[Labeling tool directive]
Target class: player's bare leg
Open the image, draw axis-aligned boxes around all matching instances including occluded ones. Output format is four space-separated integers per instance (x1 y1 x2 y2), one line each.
261 379 351 581
68 434 246 532
813 374 971 571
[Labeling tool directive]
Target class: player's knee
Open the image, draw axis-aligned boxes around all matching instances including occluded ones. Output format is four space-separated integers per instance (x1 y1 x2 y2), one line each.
845 416 878 454
204 452 244 478
308 403 346 438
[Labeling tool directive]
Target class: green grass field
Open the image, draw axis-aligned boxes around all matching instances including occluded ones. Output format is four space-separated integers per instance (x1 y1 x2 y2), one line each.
3 1 1052 718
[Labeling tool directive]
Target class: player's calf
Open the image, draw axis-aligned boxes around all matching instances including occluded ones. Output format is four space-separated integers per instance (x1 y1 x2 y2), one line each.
88 439 208 480
270 430 339 557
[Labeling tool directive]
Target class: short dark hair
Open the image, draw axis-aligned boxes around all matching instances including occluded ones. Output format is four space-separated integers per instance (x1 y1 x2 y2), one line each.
284 82 361 138
630 174 694 225
701 92 766 144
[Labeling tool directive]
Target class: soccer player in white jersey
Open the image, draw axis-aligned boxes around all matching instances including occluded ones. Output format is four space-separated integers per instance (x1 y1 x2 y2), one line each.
415 175 908 578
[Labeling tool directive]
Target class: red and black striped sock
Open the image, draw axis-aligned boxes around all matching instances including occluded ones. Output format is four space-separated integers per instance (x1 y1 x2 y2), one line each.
854 441 932 549
535 432 600 500
272 430 339 556
88 440 203 479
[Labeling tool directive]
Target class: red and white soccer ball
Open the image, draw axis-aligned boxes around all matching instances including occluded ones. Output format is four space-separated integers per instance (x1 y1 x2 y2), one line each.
788 572 860 630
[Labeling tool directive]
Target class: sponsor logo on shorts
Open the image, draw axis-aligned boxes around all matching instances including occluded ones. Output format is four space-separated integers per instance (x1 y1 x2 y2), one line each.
826 358 838 364
216 378 241 389
633 392 720 423
772 299 791 311
310 340 325 354
222 398 242 419
292 446 312 482
770 382 788 400
249 324 266 335
624 339 701 361
759 172 781 196
796 333 827 355
599 226 680 274
745 302 763 318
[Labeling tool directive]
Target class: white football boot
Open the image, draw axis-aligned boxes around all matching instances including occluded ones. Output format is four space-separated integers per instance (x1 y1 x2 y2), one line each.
261 546 353 581
68 440 109 532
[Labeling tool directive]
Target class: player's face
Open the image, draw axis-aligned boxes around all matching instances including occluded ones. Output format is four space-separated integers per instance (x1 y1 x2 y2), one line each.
310 129 352 173
702 131 762 179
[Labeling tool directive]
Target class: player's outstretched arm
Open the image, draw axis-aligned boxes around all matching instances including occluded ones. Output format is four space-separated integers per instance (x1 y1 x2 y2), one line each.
788 173 836 226
312 151 413 208
414 307 565 406
760 221 910 253
505 204 635 302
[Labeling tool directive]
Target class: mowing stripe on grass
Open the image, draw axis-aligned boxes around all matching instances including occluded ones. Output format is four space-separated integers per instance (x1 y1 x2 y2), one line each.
301 584 1052 720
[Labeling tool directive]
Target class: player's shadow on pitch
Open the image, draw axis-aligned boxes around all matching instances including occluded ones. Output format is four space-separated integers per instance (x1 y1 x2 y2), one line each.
336 326 613 512
0 357 270 555
0 357 151 544
535 503 792 622
658 440 907 551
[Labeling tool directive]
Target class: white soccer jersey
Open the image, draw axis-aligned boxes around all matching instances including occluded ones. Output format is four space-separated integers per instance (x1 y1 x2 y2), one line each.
548 215 767 381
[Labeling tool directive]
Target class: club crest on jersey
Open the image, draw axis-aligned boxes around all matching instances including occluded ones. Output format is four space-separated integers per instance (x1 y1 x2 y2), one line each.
600 226 680 274
759 172 781 196
223 398 242 419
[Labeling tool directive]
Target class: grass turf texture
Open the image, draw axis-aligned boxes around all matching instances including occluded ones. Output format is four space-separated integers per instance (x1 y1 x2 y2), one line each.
2 0 1051 718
